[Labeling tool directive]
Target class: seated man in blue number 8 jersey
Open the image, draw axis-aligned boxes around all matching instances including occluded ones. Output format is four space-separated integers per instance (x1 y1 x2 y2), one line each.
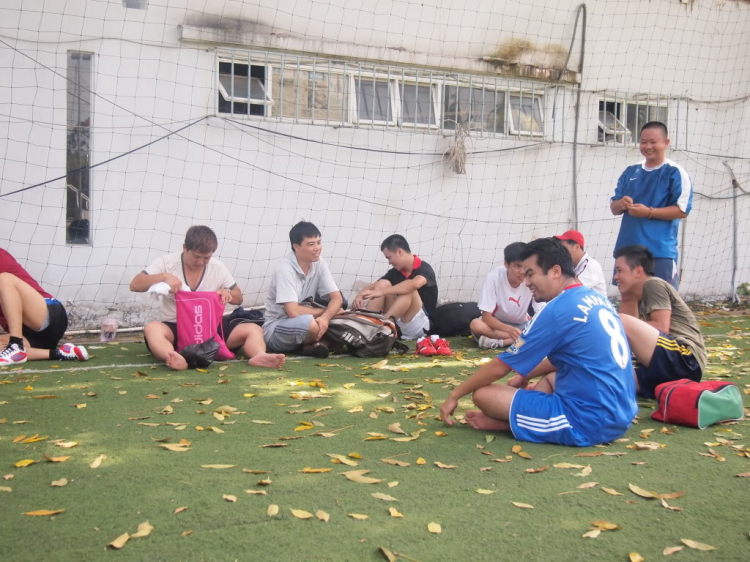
439 238 637 447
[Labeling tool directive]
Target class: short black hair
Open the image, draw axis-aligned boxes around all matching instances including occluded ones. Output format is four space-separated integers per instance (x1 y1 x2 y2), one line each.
184 225 218 253
380 234 411 253
289 221 321 251
640 121 668 139
614 245 655 276
520 237 576 278
504 242 527 263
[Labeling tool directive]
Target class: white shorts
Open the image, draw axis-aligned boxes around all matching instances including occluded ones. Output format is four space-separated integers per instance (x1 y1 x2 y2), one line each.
397 308 430 340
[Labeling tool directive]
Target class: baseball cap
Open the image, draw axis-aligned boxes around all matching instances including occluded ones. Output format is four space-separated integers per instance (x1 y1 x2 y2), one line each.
554 230 585 248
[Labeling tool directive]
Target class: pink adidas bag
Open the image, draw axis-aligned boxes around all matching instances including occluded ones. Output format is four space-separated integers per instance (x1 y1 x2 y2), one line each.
175 291 234 361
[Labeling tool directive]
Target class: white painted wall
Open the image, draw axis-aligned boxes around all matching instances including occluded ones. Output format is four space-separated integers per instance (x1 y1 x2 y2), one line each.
0 0 748 328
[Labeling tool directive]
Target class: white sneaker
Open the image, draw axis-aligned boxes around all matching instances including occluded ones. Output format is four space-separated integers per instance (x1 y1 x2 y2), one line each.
58 343 89 361
0 342 28 365
477 336 503 350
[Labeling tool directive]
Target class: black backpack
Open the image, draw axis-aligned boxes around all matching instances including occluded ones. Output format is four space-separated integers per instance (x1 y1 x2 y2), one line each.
325 310 408 357
428 302 481 336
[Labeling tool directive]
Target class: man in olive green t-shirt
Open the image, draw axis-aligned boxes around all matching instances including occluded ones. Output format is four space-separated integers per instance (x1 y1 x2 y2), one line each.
613 245 705 398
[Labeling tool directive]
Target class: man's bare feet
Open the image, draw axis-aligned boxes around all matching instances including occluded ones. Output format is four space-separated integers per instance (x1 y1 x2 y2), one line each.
165 350 189 370
465 410 509 431
248 352 286 368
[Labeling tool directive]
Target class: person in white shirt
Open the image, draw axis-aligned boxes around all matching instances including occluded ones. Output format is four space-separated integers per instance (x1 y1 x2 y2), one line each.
554 230 608 297
130 225 285 370
470 242 536 349
263 221 344 359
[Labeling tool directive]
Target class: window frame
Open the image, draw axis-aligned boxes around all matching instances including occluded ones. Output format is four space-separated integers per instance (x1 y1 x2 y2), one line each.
597 96 669 146
353 72 397 127
269 62 352 125
396 76 441 129
217 58 274 117
442 78 508 136
508 93 544 137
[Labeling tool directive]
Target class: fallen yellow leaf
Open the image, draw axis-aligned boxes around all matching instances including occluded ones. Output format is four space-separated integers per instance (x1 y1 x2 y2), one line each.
591 520 620 531
43 455 70 463
663 546 683 555
174 506 188 514
340 469 384 484
434 461 457 469
25 509 65 517
371 492 398 502
267 504 279 517
553 463 585 469
476 489 495 495
601 487 622 496
201 464 235 469
300 467 333 474
223 494 237 503
582 529 601 539
51 478 68 487
511 502 534 509
90 454 106 468
14 459 36 468
577 482 598 489
108 532 130 549
628 553 644 562
681 539 717 551
349 513 369 520
327 453 358 466
388 507 403 518
416 457 426 465
131 521 154 538
427 522 442 533
158 444 191 452
316 510 330 522
388 422 408 435
381 458 410 467
291 509 313 519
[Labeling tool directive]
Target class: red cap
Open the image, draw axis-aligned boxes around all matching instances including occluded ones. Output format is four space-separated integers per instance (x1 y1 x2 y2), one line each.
555 230 585 248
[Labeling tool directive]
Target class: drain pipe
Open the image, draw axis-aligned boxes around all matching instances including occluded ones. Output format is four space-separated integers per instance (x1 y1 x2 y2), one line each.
555 4 587 228
722 161 740 302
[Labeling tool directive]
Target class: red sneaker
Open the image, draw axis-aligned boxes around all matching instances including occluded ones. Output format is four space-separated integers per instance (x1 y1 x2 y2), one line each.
415 337 437 356
432 337 452 356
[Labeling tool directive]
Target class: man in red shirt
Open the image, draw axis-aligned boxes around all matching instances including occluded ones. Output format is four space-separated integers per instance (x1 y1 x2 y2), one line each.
0 249 88 365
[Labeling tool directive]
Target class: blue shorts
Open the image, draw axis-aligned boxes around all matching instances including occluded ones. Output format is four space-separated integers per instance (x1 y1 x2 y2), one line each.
263 314 313 353
509 389 594 447
635 331 701 399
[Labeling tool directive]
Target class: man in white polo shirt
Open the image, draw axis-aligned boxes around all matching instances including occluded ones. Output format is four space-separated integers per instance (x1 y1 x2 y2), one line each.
263 221 343 359
470 242 537 350
130 225 285 370
554 230 607 297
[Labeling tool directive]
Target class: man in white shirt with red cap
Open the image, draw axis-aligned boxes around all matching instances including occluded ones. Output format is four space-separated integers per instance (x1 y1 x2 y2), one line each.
554 230 607 297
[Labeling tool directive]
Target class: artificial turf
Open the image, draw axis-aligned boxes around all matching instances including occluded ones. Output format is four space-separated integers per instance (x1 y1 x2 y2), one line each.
0 315 748 562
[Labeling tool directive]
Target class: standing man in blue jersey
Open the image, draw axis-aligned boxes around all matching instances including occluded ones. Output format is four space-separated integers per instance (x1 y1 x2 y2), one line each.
439 238 637 447
610 122 693 288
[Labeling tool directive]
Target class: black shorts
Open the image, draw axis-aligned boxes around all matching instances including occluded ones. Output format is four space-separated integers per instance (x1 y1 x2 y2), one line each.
635 331 702 399
144 317 238 354
22 299 68 350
